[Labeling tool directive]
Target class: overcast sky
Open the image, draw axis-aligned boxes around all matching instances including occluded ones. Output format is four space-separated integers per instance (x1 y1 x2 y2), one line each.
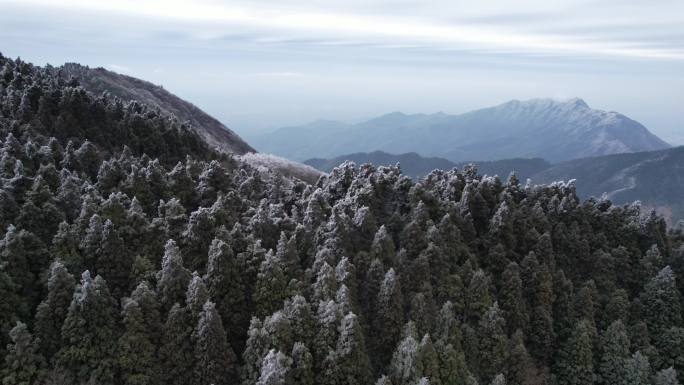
1 0 683 143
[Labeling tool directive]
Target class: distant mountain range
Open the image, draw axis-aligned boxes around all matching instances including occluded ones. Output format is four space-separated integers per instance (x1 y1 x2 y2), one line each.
56 63 254 154
306 147 684 223
254 98 670 162
305 151 550 181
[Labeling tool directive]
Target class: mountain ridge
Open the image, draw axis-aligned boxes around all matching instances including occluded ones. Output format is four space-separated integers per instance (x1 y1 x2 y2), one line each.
254 98 670 162
54 63 255 154
305 150 551 181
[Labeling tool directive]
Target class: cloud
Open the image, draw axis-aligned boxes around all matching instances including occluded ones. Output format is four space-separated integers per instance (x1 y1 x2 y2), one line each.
253 72 305 78
6 0 683 61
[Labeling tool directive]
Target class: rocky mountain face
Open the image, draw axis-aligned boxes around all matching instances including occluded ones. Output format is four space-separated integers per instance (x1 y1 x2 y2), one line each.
55 63 255 154
255 98 670 162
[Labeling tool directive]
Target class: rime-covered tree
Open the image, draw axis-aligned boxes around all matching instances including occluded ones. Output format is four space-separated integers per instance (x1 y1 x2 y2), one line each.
555 320 594 385
373 268 405 372
57 272 118 385
33 259 75 361
193 301 237 385
1 322 45 385
322 312 372 385
156 239 192 311
254 249 289 317
257 349 292 385
597 320 631 385
117 298 160 385
159 303 194 385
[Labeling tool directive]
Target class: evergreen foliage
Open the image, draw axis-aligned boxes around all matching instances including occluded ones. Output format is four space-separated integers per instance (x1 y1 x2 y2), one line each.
0 53 683 385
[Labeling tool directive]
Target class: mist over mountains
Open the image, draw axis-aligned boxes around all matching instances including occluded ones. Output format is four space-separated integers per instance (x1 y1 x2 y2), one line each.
254 98 670 162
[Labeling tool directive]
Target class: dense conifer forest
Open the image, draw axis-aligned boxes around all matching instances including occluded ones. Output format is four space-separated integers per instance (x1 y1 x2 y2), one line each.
1 53 683 385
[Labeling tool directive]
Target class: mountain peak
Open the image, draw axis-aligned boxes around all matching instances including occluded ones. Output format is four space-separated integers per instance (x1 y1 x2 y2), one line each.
565 97 589 109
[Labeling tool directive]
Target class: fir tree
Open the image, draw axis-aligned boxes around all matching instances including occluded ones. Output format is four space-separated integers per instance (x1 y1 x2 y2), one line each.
159 303 194 385
373 268 404 372
257 349 292 385
555 320 594 385
190 301 235 384
291 342 314 385
597 320 630 385
478 303 508 383
640 267 682 340
156 239 191 311
57 272 118 385
117 298 160 385
1 322 45 385
33 259 75 361
254 249 289 317
324 312 372 385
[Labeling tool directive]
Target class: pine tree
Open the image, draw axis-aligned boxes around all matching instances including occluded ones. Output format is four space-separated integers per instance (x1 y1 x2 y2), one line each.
500 262 528 335
284 295 315 347
156 239 191 311
241 318 271 385
373 268 405 372
659 327 684 375
0 226 48 320
0 261 19 359
257 349 292 385
57 272 118 385
507 330 537 385
185 271 209 321
654 368 680 385
96 219 132 298
254 249 289 317
291 342 314 385
434 339 468 385
193 301 238 385
159 303 194 385
597 320 630 385
555 320 594 385
323 312 372 385
1 322 45 385
33 259 75 361
640 267 682 340
466 269 492 323
129 281 162 346
624 351 651 385
390 328 420 385
478 303 508 383
205 237 248 349
117 298 160 385
417 334 440 385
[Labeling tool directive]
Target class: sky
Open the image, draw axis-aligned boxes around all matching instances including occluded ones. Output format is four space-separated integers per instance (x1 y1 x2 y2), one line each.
1 0 683 144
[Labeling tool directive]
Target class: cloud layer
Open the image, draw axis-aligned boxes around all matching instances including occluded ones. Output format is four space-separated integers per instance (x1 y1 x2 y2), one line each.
1 0 682 144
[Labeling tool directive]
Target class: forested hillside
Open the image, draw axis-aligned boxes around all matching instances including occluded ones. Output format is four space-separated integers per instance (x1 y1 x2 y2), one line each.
1 53 684 385
54 62 255 154
305 151 550 181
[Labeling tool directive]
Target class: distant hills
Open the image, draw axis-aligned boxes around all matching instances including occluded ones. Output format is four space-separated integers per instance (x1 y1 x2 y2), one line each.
55 63 254 154
533 146 684 223
254 98 670 162
305 151 550 181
